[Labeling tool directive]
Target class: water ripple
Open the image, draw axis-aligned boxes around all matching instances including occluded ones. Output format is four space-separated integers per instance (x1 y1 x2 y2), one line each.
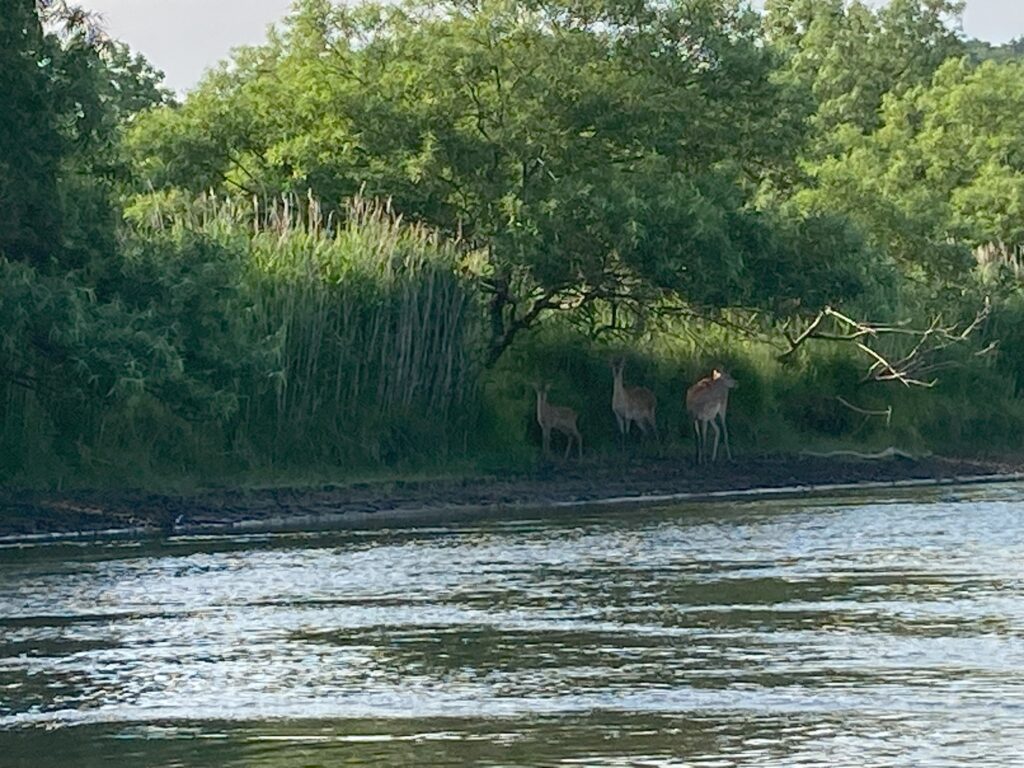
2 483 1024 765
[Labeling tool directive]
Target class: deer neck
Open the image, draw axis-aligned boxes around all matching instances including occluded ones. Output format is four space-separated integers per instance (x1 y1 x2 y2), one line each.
707 379 730 410
612 369 626 406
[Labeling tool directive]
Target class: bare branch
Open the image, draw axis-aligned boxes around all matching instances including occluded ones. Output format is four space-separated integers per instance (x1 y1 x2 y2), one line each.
780 309 826 359
776 300 990 388
836 396 892 427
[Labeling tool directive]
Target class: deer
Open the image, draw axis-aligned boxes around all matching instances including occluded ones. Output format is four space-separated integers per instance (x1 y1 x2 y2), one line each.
533 383 583 460
610 359 658 442
686 368 737 464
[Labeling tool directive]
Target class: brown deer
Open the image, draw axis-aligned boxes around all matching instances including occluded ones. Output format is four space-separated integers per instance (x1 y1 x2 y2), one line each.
533 383 583 460
611 359 658 441
686 369 737 464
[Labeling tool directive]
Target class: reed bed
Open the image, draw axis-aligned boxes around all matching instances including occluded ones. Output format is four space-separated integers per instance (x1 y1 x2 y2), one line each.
135 192 484 467
0 193 483 484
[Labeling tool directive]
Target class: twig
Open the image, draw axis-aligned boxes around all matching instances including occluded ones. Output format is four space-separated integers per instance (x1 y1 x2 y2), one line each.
836 395 892 427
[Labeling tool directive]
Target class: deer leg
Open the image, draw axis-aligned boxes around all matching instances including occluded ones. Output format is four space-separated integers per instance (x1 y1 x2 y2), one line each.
563 429 572 460
709 419 721 463
719 413 732 461
695 420 706 464
615 413 626 449
542 427 551 457
576 429 583 460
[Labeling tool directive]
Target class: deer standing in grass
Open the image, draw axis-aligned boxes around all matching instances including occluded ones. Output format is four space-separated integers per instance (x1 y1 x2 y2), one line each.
533 383 583 460
611 359 658 441
686 369 737 464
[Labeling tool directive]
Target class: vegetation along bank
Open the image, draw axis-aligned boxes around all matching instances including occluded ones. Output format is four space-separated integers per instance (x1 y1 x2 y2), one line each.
3 0 1024 498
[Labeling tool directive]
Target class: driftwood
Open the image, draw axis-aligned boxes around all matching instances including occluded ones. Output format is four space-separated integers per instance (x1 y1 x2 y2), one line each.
800 447 920 462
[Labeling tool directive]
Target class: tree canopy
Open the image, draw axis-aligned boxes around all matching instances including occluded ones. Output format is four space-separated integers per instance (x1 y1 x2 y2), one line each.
0 0 168 271
792 56 1024 282
127 0 887 360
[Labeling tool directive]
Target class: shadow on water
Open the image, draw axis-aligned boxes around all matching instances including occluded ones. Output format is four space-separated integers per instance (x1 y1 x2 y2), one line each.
3 482 1024 765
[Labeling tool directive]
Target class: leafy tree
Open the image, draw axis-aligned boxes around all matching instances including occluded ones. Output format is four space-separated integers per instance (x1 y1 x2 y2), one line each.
0 1 168 271
795 58 1024 280
967 36 1024 64
763 0 964 158
0 1 63 267
129 0 875 362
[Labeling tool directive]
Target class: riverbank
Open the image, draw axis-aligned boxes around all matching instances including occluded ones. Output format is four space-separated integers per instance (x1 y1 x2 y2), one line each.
2 453 1022 540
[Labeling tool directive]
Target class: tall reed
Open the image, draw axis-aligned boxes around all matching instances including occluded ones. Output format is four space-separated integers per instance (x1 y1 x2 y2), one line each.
132 191 484 467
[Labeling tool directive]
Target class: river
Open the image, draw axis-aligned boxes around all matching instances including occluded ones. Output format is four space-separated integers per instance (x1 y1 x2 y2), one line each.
2 482 1024 766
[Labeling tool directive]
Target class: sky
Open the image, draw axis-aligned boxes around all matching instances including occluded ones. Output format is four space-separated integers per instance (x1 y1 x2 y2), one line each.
80 0 1024 94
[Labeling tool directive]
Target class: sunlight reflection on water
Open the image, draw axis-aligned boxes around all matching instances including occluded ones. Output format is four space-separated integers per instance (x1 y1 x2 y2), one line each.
2 483 1024 765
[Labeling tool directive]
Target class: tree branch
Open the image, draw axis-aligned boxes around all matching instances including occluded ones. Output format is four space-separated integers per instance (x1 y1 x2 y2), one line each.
778 301 991 388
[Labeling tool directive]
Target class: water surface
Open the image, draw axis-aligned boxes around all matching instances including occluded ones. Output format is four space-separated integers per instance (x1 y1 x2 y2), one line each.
3 483 1024 765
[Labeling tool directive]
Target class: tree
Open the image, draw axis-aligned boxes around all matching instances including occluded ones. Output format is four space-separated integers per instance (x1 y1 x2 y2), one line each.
967 36 1024 64
794 57 1024 280
0 1 169 271
0 1 63 266
129 0 876 362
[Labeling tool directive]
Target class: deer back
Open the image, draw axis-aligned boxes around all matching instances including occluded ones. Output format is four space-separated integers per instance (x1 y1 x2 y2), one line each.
544 402 579 431
686 373 734 420
537 388 579 431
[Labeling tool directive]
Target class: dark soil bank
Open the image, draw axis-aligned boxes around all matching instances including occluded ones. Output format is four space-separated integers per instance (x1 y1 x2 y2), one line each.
2 455 1022 540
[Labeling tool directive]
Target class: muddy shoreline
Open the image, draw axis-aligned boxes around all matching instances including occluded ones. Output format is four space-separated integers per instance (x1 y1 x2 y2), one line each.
2 454 1022 541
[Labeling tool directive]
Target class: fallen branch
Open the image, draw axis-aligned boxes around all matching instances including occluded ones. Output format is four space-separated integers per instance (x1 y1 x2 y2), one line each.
800 446 921 461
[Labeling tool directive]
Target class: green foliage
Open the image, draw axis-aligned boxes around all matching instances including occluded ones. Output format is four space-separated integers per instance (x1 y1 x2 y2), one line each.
967 36 1024 64
0 2 63 266
0 257 190 480
793 57 1024 286
0 2 168 271
126 0 876 362
5 0 1024 489
984 290 1024 396
238 196 482 466
764 0 964 154
1 188 484 483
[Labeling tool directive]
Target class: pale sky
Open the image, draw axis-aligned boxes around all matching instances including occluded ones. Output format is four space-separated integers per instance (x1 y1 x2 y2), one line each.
81 0 1024 94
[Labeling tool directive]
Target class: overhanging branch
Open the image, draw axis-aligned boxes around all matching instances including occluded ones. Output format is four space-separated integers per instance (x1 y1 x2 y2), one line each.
778 300 992 387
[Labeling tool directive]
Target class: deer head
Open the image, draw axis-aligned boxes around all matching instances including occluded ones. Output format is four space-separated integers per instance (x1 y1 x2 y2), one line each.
712 369 738 389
